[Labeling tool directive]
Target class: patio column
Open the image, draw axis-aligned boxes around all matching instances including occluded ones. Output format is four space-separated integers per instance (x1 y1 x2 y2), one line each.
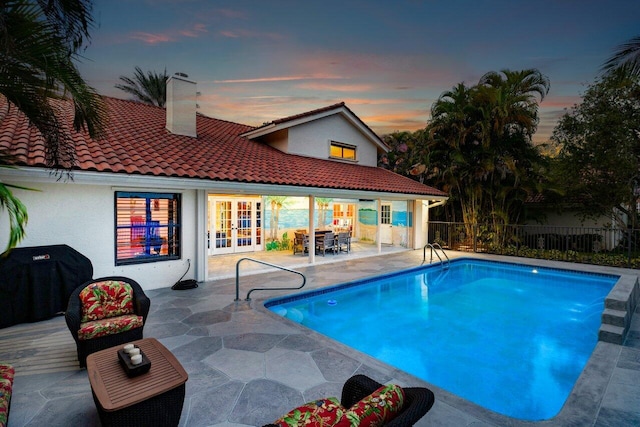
196 189 207 281
309 195 315 264
376 198 382 253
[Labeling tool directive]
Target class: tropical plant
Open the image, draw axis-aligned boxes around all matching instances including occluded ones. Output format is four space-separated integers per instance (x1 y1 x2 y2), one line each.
115 67 169 107
551 68 640 227
265 196 288 241
602 35 640 78
0 0 107 250
316 198 332 228
427 69 550 232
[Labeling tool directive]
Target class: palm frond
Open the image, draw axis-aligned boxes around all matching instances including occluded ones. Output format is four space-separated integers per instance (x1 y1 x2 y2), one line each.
602 36 640 77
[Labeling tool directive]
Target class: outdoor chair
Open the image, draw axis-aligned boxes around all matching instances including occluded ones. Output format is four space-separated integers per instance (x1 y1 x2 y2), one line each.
315 231 336 256
336 231 351 254
293 232 309 255
264 374 434 426
65 276 150 368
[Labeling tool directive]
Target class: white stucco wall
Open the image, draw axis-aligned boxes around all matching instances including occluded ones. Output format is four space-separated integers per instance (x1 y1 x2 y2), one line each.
0 180 196 290
286 115 379 166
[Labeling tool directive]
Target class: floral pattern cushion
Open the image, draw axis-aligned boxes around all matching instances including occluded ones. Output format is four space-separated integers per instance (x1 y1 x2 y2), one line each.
77 314 144 340
0 363 14 427
273 397 348 427
79 281 135 322
343 384 405 426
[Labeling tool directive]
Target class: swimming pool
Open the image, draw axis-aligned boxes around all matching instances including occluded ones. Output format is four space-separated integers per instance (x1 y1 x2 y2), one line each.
265 258 620 421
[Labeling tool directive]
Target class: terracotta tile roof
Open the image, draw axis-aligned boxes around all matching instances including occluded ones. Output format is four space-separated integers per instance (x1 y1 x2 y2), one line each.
245 101 389 150
0 96 446 198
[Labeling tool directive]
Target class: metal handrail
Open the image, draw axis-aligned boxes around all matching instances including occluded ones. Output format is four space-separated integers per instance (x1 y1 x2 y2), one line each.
235 257 306 301
423 242 450 268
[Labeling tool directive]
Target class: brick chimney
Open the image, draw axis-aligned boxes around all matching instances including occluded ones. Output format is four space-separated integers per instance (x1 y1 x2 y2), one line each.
166 75 197 137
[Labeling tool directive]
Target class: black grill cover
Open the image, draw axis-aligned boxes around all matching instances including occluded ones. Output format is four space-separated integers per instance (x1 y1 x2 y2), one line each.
0 244 93 328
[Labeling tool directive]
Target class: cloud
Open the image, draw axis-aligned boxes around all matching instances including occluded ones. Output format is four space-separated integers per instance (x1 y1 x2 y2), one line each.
129 32 173 44
180 23 208 38
296 82 373 92
212 74 343 84
217 29 284 40
127 22 209 45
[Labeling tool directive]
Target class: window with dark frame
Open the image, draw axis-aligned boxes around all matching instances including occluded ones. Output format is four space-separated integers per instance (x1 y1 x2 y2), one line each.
330 141 356 161
115 191 181 265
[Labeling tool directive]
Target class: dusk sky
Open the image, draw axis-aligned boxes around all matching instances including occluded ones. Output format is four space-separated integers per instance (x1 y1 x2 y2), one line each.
77 0 640 143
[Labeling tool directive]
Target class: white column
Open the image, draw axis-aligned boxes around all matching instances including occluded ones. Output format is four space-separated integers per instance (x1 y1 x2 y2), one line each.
309 195 315 264
195 189 207 281
376 198 382 253
413 200 424 249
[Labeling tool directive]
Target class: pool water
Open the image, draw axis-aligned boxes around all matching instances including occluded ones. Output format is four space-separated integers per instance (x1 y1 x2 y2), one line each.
265 259 619 420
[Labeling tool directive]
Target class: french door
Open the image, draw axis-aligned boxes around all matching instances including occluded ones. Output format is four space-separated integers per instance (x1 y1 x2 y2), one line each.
209 197 262 255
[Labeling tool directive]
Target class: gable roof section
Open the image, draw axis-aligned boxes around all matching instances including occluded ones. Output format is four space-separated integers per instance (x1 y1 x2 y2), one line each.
240 102 389 153
0 96 445 198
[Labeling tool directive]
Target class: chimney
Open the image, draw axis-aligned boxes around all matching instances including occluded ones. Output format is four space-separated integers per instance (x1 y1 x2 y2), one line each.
166 74 197 137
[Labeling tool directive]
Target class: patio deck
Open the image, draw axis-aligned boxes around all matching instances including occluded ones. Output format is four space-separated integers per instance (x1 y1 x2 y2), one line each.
2 248 640 426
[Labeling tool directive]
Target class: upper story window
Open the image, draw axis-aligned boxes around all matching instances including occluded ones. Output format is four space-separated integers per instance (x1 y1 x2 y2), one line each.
115 191 181 265
330 141 356 161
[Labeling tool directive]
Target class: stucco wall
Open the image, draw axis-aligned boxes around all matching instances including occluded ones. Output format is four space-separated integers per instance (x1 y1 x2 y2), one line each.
0 180 196 290
287 115 379 166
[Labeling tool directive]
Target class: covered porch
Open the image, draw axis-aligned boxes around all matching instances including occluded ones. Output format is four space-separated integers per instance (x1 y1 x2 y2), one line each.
208 239 410 281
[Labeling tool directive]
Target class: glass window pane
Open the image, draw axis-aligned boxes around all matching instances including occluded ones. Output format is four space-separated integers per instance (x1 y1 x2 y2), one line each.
115 192 181 265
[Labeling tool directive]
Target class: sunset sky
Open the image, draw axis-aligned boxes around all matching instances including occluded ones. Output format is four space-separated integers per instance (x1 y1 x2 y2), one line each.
77 0 640 143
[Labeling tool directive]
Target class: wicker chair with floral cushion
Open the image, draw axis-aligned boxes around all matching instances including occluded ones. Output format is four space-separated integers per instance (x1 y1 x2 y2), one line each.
65 276 150 368
264 374 434 426
0 363 14 427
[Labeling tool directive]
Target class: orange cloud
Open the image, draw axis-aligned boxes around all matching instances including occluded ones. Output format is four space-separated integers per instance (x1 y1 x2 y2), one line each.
296 82 373 92
212 74 343 84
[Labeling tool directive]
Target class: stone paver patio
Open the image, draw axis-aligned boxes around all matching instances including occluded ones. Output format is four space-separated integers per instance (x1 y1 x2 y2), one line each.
1 249 640 426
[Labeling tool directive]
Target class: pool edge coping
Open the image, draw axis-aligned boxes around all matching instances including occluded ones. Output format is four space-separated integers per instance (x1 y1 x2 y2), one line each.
254 253 639 426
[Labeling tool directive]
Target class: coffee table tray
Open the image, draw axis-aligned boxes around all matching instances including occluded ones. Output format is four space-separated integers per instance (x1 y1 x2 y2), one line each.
117 349 151 377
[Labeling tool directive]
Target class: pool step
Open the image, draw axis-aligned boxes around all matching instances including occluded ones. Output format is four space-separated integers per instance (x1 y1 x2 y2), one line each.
602 308 628 328
599 275 639 345
599 323 626 345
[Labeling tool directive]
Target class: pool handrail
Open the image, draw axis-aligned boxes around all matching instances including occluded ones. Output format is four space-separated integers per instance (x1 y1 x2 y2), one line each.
423 242 450 268
235 257 306 301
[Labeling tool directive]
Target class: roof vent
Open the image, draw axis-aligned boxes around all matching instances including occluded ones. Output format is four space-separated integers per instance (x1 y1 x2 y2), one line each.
166 75 197 137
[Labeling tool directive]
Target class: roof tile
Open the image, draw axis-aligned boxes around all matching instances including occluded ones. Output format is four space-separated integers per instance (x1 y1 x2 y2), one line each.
0 96 446 197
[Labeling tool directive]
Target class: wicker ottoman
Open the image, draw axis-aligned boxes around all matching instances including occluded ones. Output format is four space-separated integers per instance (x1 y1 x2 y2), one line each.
86 338 188 427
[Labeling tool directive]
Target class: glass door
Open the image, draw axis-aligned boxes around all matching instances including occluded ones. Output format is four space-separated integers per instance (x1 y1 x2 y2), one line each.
209 197 262 255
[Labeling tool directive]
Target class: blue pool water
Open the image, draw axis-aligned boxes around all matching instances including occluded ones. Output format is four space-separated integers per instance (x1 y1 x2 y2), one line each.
265 258 619 421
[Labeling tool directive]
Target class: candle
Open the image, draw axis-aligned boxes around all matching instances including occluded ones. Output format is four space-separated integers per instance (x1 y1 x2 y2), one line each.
129 348 141 356
130 354 142 365
123 344 134 352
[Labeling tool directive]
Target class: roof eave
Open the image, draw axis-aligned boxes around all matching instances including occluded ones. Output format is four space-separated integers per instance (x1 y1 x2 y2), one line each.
240 105 389 153
0 167 448 201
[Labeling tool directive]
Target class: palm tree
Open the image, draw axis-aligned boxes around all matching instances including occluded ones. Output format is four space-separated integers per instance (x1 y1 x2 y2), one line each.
115 67 169 107
602 36 640 77
427 69 549 233
0 0 107 250
265 196 288 241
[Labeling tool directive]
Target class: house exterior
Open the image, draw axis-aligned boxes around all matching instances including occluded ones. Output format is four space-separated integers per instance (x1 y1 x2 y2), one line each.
0 75 447 290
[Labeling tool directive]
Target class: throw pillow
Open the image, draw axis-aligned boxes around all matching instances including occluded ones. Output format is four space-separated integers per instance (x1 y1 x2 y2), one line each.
343 383 405 426
273 397 347 427
80 280 135 322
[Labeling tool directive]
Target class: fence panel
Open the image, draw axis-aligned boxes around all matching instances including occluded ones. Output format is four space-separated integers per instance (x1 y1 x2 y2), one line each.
427 222 640 269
